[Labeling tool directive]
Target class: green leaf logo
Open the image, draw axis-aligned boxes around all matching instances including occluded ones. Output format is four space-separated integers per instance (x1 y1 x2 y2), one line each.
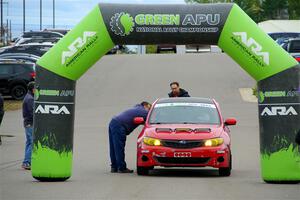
35 89 40 101
259 91 265 103
110 12 134 36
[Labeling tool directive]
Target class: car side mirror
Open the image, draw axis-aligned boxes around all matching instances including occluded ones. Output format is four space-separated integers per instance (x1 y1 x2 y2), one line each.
224 118 237 126
134 117 145 125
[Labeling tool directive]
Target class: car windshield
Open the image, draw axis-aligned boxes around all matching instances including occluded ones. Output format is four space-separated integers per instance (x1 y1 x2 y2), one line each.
149 102 221 125
269 33 300 40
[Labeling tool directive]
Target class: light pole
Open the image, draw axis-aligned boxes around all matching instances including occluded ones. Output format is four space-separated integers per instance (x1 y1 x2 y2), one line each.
1 0 3 42
0 0 7 42
23 0 25 32
40 0 42 30
53 0 55 29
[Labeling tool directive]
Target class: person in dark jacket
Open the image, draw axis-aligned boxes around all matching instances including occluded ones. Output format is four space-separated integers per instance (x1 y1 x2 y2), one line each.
22 82 35 170
0 93 4 145
0 93 4 126
168 81 190 97
296 130 300 145
108 101 151 173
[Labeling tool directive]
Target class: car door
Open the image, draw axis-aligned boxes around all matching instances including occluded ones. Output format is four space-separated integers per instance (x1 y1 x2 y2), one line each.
0 64 14 93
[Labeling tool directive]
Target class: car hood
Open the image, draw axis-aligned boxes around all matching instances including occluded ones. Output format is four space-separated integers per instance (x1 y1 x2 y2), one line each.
144 124 223 140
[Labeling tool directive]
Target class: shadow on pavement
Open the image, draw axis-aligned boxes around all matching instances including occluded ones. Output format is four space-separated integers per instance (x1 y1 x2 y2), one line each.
148 168 221 178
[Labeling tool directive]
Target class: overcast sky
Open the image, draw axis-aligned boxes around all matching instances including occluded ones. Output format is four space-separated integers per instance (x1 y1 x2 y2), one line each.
7 0 186 36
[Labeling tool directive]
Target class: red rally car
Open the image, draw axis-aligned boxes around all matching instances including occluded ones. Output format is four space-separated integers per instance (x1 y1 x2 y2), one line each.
134 97 237 176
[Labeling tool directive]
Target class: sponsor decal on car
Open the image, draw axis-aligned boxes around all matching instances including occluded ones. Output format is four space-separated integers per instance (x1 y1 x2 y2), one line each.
174 152 192 158
155 102 216 108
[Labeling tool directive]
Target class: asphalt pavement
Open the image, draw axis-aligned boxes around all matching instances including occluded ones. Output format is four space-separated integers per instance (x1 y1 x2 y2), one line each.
1 53 299 200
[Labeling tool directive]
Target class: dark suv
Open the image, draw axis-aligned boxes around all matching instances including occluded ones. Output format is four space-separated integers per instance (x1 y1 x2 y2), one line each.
0 44 53 57
0 59 35 100
281 38 300 62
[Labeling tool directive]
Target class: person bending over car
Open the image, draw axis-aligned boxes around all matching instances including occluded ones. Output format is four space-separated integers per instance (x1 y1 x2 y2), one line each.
108 101 151 173
168 81 190 97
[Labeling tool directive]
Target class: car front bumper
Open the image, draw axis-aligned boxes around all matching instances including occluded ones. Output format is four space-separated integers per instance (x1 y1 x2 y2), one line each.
137 143 230 168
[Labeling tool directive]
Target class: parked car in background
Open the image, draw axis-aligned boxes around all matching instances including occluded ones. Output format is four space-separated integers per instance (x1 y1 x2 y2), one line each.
135 97 236 176
15 37 60 46
268 32 300 41
14 31 64 44
0 53 40 63
106 45 119 54
157 44 177 53
0 59 35 100
43 29 69 35
294 55 300 63
281 38 300 62
0 43 53 57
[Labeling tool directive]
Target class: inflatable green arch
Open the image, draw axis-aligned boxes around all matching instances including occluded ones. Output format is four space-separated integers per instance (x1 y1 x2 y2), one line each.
32 3 300 182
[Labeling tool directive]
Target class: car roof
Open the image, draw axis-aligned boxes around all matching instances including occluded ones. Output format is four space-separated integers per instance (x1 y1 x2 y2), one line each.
288 37 300 41
0 58 34 65
22 31 64 36
156 97 215 104
0 53 40 58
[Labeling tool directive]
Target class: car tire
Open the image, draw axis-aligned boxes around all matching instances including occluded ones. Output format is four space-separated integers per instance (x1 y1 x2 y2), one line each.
11 85 27 100
219 154 232 177
137 166 150 176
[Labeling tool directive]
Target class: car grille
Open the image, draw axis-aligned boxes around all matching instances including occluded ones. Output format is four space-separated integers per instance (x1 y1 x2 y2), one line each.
162 140 203 149
155 157 210 164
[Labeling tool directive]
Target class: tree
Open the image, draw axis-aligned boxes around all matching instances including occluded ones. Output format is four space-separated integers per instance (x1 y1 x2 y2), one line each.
185 0 297 22
185 0 264 22
262 0 288 19
185 0 232 3
288 0 300 19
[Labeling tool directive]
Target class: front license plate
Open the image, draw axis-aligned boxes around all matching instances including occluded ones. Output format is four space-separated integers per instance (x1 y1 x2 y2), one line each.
174 152 192 158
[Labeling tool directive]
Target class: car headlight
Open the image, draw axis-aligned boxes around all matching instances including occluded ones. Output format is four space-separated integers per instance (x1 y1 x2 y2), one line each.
143 137 161 146
204 138 224 147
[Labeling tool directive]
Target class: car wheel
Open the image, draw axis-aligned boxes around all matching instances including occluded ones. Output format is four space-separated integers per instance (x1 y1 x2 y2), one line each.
137 166 150 176
219 154 232 177
11 85 27 100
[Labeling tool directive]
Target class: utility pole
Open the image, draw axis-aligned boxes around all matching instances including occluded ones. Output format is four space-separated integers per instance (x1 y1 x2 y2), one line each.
40 0 42 30
1 0 3 43
9 19 11 41
5 18 8 44
53 0 55 29
23 0 25 32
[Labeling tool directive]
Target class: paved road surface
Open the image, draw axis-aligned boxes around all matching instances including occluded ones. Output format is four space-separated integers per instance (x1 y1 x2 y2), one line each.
1 54 299 200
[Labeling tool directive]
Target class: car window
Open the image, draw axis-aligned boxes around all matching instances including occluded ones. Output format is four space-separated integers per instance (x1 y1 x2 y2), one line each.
13 65 26 73
289 41 300 53
0 64 14 75
149 102 221 125
14 63 35 73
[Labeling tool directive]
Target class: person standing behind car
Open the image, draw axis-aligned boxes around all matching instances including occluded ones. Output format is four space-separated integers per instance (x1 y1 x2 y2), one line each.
108 101 151 173
168 82 190 97
21 82 35 170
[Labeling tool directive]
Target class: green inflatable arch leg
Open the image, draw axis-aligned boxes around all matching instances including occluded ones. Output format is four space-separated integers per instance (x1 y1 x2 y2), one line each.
32 3 300 182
